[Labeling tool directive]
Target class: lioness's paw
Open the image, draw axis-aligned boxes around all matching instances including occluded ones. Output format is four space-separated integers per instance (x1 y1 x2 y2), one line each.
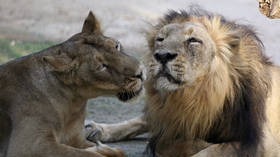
85 121 104 142
86 144 125 157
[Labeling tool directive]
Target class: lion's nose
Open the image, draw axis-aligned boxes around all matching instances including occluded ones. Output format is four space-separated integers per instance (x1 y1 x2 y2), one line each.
154 50 177 64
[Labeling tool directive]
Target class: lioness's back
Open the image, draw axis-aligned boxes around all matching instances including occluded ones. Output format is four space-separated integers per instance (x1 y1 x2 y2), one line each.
0 54 36 108
0 55 37 156
0 110 11 157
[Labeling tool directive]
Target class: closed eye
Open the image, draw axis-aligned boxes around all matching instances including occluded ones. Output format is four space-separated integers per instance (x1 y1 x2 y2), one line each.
186 37 203 45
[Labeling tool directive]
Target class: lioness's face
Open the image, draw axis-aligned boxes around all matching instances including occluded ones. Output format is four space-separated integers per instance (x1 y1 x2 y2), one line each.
43 12 143 101
148 22 215 90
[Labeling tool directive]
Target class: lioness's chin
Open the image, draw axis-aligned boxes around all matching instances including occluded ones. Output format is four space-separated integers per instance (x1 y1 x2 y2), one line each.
117 88 143 102
154 77 184 91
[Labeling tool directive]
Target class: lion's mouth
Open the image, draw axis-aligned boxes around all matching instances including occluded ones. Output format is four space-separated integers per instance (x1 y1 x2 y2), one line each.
156 67 184 85
117 87 142 102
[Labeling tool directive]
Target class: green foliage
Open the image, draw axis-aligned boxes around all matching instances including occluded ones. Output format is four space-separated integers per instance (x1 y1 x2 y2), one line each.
0 39 56 64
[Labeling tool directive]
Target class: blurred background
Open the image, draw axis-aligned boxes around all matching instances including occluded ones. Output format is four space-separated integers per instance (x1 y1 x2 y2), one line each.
1 0 280 156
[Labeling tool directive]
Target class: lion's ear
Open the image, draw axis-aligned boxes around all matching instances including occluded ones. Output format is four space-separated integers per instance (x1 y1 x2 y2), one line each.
82 11 101 34
42 53 78 72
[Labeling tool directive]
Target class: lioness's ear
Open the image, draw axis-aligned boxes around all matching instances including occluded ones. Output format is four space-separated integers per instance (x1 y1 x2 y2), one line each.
42 53 78 72
82 11 101 34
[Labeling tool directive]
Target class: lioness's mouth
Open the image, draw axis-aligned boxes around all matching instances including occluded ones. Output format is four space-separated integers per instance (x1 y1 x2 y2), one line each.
117 88 142 102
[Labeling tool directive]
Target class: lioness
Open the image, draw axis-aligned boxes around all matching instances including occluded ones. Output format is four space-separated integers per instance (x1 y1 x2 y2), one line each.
0 11 143 157
86 7 280 157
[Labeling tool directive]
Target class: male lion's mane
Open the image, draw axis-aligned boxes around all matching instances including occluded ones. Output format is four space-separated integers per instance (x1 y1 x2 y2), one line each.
144 7 272 156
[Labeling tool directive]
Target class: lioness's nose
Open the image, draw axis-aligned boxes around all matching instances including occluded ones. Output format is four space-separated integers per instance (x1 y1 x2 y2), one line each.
132 64 145 81
154 50 177 64
134 71 143 81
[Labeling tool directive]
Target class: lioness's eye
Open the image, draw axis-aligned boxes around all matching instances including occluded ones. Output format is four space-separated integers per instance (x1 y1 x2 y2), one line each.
186 37 203 45
115 42 121 51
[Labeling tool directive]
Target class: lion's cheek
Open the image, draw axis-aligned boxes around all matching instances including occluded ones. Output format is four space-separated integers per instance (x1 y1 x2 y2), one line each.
179 67 198 85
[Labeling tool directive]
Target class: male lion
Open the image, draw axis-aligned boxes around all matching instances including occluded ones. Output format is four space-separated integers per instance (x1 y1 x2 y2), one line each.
0 11 144 157
86 7 280 157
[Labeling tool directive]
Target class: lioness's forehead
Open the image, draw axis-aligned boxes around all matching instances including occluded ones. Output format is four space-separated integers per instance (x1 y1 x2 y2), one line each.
83 34 118 50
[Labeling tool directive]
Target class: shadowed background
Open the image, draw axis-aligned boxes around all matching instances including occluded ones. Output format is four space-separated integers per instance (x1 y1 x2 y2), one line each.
0 0 280 156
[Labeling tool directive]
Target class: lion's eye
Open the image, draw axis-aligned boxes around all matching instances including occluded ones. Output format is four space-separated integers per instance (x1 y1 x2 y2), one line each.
96 64 108 72
186 37 203 45
156 37 164 42
115 42 121 51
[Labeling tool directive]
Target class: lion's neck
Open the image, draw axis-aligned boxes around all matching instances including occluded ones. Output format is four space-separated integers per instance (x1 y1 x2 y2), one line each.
145 67 234 140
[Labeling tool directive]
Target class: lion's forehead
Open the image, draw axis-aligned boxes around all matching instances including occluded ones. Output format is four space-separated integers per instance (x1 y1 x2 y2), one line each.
183 22 208 35
158 21 210 41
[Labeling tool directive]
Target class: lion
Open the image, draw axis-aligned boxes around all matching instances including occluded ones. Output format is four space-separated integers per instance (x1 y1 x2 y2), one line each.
0 11 144 157
85 7 280 157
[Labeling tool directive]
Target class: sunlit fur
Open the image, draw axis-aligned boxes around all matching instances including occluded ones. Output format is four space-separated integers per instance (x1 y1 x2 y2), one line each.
144 7 272 156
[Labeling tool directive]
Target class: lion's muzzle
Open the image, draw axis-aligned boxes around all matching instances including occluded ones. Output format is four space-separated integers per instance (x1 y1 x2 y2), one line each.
154 50 178 65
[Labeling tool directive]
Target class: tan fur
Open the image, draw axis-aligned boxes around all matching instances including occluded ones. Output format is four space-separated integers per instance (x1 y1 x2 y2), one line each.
0 11 143 157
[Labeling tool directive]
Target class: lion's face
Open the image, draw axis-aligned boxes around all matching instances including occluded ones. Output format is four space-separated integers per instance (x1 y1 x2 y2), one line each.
148 22 215 90
43 12 144 101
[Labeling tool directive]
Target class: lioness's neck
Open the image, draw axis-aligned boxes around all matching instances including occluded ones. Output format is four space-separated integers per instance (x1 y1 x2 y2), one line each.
2 47 87 113
35 49 86 104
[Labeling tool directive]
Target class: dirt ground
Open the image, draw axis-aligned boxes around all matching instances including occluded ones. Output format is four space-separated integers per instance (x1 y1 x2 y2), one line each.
1 0 280 156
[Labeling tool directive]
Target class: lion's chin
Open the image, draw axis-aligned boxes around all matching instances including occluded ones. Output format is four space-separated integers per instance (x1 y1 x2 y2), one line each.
154 77 182 91
117 87 142 102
